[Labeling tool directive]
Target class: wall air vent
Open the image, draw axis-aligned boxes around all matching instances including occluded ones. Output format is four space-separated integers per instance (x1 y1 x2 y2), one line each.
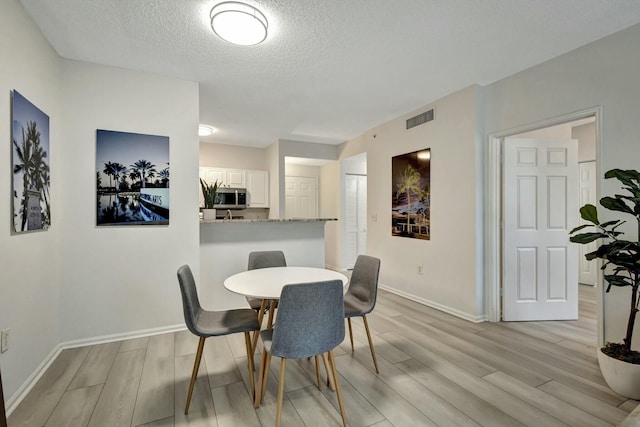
406 109 434 130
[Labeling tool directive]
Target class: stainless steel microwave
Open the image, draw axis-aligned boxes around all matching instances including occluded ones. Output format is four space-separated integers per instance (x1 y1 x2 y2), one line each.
215 187 247 209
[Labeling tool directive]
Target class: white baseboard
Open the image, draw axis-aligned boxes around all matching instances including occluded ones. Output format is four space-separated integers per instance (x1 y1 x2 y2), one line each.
5 343 63 416
6 323 187 416
379 283 488 323
62 323 186 350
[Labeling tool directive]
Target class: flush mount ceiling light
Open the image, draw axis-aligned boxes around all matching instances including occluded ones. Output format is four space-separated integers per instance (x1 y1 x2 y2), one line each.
210 2 268 46
198 125 217 136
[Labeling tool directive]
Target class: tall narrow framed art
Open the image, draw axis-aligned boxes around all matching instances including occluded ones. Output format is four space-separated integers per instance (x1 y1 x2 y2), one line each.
12 90 50 233
392 148 431 239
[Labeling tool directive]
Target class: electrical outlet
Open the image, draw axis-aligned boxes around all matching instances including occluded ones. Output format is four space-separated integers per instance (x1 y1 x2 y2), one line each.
1 329 10 353
417 265 423 275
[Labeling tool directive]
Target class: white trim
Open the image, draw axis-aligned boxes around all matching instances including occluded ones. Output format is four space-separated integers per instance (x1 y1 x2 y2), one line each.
62 323 186 350
379 283 488 323
5 323 186 416
484 107 604 344
5 343 63 415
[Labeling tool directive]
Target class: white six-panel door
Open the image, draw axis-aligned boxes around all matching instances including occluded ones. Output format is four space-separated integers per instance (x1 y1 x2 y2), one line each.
344 174 367 269
579 161 598 286
503 138 579 321
285 176 318 219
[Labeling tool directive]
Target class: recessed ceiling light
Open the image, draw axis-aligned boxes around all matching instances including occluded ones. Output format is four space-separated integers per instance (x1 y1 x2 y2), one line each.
199 125 217 136
210 2 268 46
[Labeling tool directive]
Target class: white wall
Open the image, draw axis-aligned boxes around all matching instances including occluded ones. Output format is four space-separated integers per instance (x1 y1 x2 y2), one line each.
1 0 200 401
200 142 267 170
0 0 62 400
573 123 597 162
335 86 485 321
59 60 200 342
285 164 321 178
485 23 640 347
321 161 341 270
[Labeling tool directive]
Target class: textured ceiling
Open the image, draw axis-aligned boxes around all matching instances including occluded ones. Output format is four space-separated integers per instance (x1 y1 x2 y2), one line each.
19 0 640 148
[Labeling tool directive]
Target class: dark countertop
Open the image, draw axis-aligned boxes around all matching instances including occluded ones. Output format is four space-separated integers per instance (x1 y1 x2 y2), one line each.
200 218 338 224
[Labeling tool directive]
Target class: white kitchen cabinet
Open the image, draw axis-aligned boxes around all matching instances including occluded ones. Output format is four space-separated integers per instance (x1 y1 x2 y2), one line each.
199 167 245 188
246 170 269 208
226 169 246 188
199 167 267 208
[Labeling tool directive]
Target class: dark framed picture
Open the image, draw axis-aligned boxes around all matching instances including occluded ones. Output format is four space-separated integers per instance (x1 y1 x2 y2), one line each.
392 148 430 239
96 130 169 226
12 90 50 233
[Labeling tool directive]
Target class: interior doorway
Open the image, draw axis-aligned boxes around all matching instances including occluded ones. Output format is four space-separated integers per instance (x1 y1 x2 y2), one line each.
341 153 367 270
485 108 603 343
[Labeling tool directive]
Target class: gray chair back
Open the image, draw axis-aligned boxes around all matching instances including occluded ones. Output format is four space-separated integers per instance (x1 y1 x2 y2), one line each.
177 265 202 336
347 255 381 314
270 280 344 359
248 250 287 270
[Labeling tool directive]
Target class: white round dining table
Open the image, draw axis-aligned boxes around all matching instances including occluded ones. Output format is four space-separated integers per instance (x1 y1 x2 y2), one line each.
224 266 349 299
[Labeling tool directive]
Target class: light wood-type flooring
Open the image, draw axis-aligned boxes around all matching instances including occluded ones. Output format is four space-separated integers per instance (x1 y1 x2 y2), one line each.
8 285 639 426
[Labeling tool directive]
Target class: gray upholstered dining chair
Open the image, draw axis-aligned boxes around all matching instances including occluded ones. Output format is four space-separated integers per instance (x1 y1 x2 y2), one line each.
345 254 381 373
256 280 347 427
177 265 260 414
247 250 287 350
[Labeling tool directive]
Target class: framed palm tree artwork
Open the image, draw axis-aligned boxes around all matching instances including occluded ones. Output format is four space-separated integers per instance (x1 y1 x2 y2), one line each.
392 148 430 239
11 90 51 233
96 129 169 226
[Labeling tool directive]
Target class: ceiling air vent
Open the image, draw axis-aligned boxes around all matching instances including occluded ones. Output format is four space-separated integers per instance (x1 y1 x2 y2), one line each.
406 109 434 130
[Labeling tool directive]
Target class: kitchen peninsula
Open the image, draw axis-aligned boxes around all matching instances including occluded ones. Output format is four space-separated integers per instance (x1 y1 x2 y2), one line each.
199 218 338 310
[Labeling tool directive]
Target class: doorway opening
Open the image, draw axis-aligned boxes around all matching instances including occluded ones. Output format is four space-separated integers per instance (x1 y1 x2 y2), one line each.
341 153 367 270
485 107 603 345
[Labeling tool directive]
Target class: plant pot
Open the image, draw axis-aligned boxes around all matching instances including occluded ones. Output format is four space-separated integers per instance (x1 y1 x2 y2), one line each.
202 208 216 220
597 347 640 400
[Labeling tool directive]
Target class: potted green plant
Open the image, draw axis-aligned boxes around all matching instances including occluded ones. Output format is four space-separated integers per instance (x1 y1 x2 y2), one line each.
570 168 640 399
200 178 220 220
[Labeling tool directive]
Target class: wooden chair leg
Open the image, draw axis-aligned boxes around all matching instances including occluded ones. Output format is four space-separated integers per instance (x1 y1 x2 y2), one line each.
328 350 348 427
251 299 268 353
362 315 379 374
185 336 205 414
321 352 335 391
315 355 321 390
261 352 272 404
255 349 268 408
347 318 354 352
267 300 277 328
244 332 256 399
275 358 287 427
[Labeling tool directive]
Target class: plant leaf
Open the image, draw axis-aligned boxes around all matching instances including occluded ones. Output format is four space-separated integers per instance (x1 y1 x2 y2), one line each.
599 220 622 228
605 169 640 191
569 224 591 234
600 196 634 215
604 275 633 287
570 232 606 244
579 204 599 224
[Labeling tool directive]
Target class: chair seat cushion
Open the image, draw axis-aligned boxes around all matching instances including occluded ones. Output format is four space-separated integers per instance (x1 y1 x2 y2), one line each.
344 294 373 317
194 308 260 336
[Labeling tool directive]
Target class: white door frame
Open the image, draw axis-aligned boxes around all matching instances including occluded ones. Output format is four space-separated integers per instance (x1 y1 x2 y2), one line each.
484 107 604 344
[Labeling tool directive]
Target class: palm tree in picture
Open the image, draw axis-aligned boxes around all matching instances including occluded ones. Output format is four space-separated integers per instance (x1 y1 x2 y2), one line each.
159 167 170 188
396 164 421 234
103 161 115 191
417 183 431 226
111 162 128 192
128 169 141 190
31 142 51 225
13 121 40 231
131 159 156 189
